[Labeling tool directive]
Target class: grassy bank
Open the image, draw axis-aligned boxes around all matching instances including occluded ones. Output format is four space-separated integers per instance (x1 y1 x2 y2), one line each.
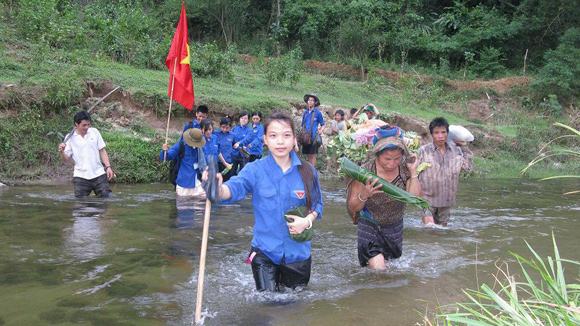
1 35 578 183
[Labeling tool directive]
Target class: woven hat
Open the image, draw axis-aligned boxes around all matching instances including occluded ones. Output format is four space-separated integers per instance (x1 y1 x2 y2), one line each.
303 93 320 106
183 128 205 148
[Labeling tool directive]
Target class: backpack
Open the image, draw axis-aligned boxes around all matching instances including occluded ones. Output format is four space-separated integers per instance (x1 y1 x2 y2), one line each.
169 139 186 187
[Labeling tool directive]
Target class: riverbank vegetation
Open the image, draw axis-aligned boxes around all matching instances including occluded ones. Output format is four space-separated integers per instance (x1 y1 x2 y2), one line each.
436 235 579 325
0 0 578 184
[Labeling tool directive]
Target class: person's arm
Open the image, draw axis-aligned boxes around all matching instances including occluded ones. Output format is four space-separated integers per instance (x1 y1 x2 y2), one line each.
405 154 421 196
58 141 73 165
247 125 264 149
99 148 115 180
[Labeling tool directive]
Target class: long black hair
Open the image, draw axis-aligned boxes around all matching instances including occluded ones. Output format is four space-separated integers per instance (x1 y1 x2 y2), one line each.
263 112 319 212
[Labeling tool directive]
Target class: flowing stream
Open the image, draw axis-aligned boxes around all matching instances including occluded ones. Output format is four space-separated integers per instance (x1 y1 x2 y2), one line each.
0 179 578 325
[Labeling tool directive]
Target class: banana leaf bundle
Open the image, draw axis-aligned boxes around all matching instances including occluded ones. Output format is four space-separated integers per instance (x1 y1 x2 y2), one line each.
339 157 429 209
284 206 314 242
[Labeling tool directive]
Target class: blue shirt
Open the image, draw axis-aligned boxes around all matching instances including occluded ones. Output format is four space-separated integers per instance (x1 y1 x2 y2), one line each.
159 138 206 188
183 120 201 131
222 152 323 264
215 130 235 163
245 123 264 156
203 133 219 157
231 124 251 158
302 107 325 140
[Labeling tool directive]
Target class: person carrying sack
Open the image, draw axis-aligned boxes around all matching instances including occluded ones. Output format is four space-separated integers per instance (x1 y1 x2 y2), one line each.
299 93 325 167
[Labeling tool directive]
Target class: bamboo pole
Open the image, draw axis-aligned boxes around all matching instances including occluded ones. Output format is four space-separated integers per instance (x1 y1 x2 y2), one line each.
163 58 178 161
194 198 212 324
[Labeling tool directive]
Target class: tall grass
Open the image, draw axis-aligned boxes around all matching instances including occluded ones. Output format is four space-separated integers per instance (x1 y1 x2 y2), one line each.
521 123 580 194
438 235 580 325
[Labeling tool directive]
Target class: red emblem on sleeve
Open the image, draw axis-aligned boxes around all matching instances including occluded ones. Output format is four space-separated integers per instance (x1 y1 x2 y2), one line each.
294 190 305 199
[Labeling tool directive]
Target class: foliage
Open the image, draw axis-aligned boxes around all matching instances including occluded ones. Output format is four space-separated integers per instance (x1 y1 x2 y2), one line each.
189 42 236 79
521 123 579 195
326 130 368 166
472 47 505 79
440 234 580 325
262 46 303 86
532 27 580 105
102 132 168 184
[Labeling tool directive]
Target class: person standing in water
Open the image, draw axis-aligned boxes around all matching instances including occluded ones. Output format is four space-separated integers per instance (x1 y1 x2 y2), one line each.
346 126 420 270
418 117 473 226
58 111 115 198
213 112 323 292
300 94 325 167
231 111 251 174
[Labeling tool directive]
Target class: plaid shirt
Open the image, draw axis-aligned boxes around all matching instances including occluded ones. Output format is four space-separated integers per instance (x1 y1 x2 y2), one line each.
418 142 473 207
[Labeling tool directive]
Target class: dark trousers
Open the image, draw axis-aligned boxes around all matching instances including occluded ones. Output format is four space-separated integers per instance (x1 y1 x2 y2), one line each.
231 156 246 175
73 174 111 198
250 249 311 292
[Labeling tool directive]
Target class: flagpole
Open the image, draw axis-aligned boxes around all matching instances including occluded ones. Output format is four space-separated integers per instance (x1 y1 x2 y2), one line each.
164 57 178 161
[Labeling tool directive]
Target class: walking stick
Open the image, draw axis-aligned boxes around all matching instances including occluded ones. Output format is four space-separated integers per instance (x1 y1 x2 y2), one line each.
194 156 219 324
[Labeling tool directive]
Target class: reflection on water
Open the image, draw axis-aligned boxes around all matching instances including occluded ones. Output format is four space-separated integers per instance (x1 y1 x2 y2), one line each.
64 201 107 263
0 180 578 325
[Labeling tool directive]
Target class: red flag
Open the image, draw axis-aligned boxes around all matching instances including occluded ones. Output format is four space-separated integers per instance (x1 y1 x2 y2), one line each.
166 3 194 110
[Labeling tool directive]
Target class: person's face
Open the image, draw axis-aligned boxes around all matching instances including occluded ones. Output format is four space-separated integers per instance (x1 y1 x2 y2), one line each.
307 97 316 109
365 111 373 119
252 115 261 125
75 120 91 136
431 126 448 147
334 113 342 122
264 120 295 160
376 149 403 172
204 125 213 137
196 112 207 122
239 115 249 126
220 124 231 133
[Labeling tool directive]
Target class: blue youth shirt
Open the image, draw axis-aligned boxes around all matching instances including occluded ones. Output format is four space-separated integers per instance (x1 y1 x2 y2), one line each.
245 123 264 156
231 124 251 158
302 107 325 140
222 152 323 264
159 138 205 188
203 133 219 157
215 130 235 163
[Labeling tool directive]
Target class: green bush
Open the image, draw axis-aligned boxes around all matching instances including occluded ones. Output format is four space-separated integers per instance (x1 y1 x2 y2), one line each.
473 47 505 79
262 46 303 86
102 132 168 184
189 42 236 79
532 27 580 105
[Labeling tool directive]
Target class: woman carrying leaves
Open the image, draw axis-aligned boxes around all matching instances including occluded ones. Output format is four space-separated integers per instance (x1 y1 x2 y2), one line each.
213 112 323 292
346 126 421 270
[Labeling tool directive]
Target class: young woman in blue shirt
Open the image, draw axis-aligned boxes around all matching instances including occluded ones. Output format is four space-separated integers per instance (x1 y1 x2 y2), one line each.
231 111 251 175
215 116 235 181
213 112 324 292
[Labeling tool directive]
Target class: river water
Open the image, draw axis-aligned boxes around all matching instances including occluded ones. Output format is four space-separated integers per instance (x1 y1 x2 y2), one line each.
0 179 578 325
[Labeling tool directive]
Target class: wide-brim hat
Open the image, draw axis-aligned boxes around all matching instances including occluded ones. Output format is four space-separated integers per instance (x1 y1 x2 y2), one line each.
183 128 205 148
303 93 320 106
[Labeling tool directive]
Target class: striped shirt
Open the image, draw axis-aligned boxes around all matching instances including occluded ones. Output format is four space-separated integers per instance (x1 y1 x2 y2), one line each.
418 142 473 207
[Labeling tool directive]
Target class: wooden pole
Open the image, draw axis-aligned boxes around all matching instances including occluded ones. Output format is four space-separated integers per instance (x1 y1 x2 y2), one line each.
164 58 178 161
194 198 212 324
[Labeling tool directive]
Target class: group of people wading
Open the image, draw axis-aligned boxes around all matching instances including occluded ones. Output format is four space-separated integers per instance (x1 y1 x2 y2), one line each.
58 93 473 292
